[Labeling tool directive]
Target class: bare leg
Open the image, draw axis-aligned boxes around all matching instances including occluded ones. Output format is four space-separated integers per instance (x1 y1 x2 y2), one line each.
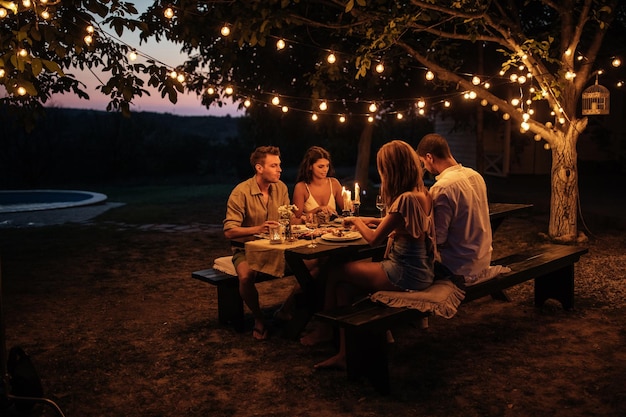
236 261 267 339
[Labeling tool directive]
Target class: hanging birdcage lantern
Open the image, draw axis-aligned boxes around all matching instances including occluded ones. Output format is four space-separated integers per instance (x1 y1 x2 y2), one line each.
582 78 610 115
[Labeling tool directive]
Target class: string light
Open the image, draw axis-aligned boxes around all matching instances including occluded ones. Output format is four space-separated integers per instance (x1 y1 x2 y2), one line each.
368 102 377 112
129 50 138 61
311 113 318 121
281 106 288 113
327 52 336 64
396 113 403 120
375 63 384 73
612 58 621 67
220 25 230 37
319 101 327 111
338 114 346 123
164 7 174 19
224 86 233 95
0 9 7 18
17 86 26 95
276 39 286 50
243 99 251 107
425 70 434 81
271 96 280 105
472 76 481 85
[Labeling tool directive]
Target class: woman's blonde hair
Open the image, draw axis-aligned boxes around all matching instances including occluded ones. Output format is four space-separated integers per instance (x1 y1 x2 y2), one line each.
376 140 425 206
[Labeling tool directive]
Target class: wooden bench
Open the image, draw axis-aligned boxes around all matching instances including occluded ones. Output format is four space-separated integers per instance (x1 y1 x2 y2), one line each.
191 268 280 328
314 243 589 394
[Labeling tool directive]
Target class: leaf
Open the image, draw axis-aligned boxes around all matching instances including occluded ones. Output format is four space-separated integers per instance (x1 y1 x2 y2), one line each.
42 59 65 76
357 0 366 6
345 0 354 13
31 58 43 76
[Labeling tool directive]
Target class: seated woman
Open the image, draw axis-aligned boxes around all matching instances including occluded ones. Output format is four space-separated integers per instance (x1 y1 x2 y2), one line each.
301 140 436 369
292 146 345 222
275 146 344 321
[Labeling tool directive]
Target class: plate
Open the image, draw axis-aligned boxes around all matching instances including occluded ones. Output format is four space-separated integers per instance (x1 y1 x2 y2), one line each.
321 231 362 242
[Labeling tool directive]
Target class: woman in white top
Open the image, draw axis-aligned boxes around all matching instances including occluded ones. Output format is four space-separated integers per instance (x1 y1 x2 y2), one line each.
274 147 344 322
292 146 344 221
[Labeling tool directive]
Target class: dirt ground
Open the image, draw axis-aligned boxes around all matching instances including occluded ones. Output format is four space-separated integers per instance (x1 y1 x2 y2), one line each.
1 214 625 417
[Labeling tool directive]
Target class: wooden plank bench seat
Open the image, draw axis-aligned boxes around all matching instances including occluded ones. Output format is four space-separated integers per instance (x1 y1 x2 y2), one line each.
314 243 589 394
191 268 280 327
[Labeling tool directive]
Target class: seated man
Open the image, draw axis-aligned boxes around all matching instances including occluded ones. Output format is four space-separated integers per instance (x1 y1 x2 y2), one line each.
416 133 493 284
223 146 290 340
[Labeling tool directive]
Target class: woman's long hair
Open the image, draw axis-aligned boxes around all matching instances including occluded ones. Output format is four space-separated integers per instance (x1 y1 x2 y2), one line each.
295 146 335 184
376 140 425 207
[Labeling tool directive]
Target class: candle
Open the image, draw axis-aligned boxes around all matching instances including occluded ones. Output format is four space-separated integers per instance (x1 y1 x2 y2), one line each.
354 183 360 203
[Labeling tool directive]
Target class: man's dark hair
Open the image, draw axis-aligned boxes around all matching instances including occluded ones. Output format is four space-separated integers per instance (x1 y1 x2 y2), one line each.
250 146 281 169
416 133 452 159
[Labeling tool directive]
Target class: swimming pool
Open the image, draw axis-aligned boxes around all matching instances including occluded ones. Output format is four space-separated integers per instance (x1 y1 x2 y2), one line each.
0 190 108 213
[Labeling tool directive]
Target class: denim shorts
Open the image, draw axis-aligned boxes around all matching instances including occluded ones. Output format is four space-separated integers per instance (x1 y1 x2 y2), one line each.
380 236 434 291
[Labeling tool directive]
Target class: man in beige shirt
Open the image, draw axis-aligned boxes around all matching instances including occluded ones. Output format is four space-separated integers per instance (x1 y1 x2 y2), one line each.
223 146 290 340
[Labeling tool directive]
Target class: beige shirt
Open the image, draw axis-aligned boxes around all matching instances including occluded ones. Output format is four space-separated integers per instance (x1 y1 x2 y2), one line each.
223 177 290 232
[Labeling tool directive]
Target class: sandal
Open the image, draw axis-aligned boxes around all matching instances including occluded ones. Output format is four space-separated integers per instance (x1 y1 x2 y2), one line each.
252 326 269 340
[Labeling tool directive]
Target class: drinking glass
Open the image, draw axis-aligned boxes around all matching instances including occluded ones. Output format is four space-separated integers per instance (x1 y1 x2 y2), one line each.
375 195 385 218
305 213 318 248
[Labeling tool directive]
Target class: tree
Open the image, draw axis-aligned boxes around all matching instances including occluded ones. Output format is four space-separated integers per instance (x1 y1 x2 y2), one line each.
0 0 181 127
137 0 625 242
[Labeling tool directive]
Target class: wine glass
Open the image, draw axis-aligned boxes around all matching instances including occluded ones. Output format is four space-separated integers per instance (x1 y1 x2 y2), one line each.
375 194 385 218
305 213 318 248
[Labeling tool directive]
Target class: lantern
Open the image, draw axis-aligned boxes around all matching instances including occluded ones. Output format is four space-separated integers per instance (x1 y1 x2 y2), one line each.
582 80 610 115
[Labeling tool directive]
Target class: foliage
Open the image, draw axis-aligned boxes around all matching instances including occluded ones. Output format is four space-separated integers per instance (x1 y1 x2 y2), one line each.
0 0 181 127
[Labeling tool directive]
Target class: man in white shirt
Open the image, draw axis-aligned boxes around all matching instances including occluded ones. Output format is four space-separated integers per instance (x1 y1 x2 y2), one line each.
416 134 493 284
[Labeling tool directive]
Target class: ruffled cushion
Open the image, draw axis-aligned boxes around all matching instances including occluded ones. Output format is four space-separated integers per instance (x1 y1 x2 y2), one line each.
213 256 237 276
370 279 466 319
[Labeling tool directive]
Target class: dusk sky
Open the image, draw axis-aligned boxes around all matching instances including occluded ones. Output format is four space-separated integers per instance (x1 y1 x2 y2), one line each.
48 1 242 117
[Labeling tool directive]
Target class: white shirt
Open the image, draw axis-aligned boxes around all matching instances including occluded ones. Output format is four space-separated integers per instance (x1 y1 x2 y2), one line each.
430 164 492 279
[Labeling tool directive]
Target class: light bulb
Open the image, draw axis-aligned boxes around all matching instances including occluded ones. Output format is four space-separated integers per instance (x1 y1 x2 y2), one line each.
368 116 374 123
0 69 5 77
272 96 280 105
243 99 251 107
84 35 93 45
221 25 230 37
491 104 499 112
503 113 510 120
481 99 488 106
206 87 215 95
425 71 434 81
339 115 346 123
17 86 26 95
311 113 318 121
327 53 336 64
276 39 285 50
612 58 621 68
511 98 520 106
86 25 94 33
418 108 425 116
534 134 542 141
472 76 481 85
176 74 185 83
224 86 233 95
281 106 288 113
319 101 327 111
544 143 550 150
396 113 403 120
444 100 451 108
41 10 50 19
164 7 174 19
368 103 377 112
417 99 425 108
129 51 137 61
18 49 28 57
22 0 31 7
375 63 384 73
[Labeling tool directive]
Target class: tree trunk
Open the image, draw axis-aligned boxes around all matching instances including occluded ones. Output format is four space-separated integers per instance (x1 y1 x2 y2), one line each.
548 127 582 242
354 122 374 191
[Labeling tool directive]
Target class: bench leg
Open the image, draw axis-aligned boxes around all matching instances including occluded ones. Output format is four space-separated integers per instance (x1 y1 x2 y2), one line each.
534 265 575 310
216 281 245 327
344 328 390 395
